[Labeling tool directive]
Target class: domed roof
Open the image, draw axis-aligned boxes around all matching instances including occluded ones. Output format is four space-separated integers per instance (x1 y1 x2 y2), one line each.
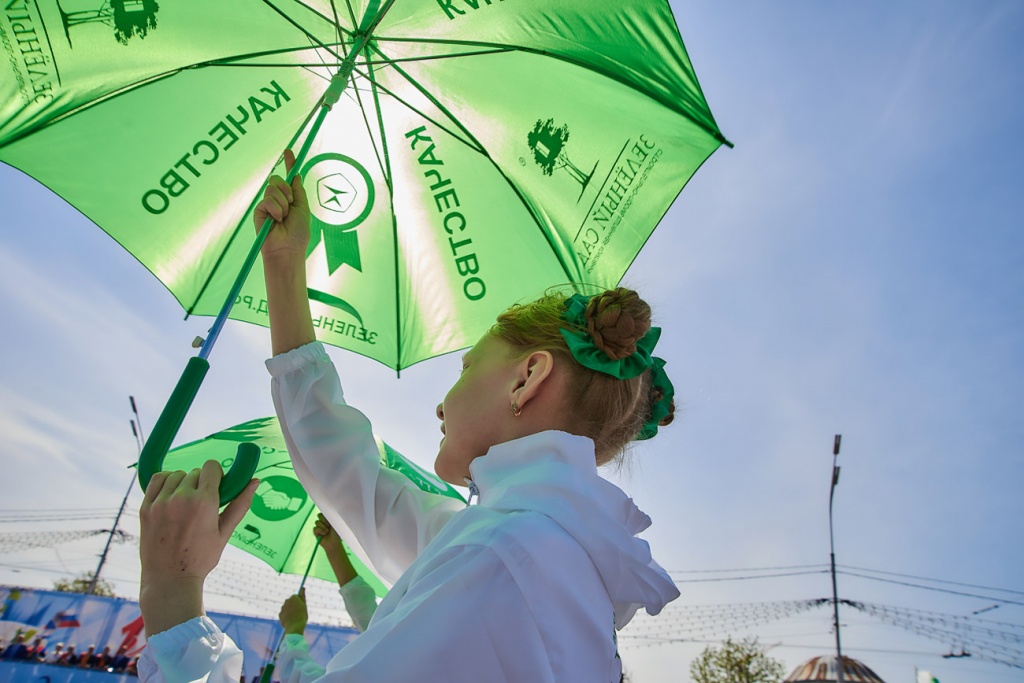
784 655 886 683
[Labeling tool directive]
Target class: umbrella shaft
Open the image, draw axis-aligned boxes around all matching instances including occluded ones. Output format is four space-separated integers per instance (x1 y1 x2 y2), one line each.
197 101 333 361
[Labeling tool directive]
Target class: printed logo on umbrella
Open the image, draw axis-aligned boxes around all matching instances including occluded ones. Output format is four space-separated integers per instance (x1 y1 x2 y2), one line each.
56 0 161 47
527 118 599 202
300 153 375 274
251 476 308 521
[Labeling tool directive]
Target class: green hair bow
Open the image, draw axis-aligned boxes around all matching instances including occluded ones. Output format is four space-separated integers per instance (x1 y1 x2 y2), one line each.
559 293 674 440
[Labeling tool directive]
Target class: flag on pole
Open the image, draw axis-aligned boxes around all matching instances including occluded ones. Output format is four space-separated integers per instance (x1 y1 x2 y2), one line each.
916 670 939 683
45 611 82 629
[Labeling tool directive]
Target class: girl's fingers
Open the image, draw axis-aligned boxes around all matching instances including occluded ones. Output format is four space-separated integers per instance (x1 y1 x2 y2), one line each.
156 470 188 500
262 184 290 222
197 460 223 496
181 466 203 492
283 149 296 174
141 471 170 508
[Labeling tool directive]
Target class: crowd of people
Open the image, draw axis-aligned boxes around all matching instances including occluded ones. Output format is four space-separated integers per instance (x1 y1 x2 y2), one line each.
0 634 139 675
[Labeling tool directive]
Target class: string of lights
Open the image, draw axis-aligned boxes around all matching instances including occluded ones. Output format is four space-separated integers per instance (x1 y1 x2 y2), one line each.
4 522 1022 669
0 529 135 553
620 599 829 648
845 600 1024 670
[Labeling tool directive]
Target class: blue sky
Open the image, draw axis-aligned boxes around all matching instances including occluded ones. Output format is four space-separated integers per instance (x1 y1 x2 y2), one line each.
1 1 1022 682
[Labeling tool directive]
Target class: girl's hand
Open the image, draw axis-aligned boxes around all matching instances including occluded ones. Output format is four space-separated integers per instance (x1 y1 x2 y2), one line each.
279 587 309 635
139 461 257 635
313 512 343 555
255 149 310 262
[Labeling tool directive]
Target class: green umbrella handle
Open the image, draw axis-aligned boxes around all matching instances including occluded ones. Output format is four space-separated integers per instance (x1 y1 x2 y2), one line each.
137 357 260 505
258 662 276 683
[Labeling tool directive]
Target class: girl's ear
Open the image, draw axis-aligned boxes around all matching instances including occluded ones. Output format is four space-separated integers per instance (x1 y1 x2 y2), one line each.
511 350 555 410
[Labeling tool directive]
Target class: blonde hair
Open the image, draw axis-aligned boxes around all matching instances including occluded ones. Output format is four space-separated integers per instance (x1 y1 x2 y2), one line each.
491 287 674 464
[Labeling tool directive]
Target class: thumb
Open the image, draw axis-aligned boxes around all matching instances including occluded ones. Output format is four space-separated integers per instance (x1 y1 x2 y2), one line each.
299 587 306 601
219 478 259 540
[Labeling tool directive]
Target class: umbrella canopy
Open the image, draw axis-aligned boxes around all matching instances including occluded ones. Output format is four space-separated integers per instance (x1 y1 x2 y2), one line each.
161 415 464 596
0 0 727 371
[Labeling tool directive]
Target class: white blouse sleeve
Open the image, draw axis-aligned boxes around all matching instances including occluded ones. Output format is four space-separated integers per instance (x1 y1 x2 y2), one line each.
267 342 464 584
275 634 327 683
338 575 378 632
138 617 242 683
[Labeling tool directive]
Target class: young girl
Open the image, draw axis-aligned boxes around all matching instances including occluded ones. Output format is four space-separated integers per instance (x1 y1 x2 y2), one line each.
137 152 680 683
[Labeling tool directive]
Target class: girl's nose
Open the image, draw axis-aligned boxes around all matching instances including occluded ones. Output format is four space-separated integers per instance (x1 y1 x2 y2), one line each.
436 403 444 420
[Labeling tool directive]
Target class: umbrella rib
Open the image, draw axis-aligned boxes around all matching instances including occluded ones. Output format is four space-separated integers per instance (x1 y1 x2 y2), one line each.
368 34 731 147
2 42 350 146
327 0 344 49
349 72 390 190
205 47 513 69
346 64 483 155
184 95 328 318
259 0 345 63
363 49 582 287
663 1 729 147
277 0 356 37
192 42 348 67
342 0 359 29
303 26 336 76
278 508 319 584
360 56 404 373
360 44 486 153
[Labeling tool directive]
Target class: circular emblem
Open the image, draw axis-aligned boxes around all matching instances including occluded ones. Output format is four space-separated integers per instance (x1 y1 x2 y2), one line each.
250 476 308 521
300 153 375 232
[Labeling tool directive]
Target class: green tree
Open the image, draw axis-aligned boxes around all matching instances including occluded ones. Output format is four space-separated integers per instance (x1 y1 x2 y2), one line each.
112 0 160 45
53 571 116 597
57 0 160 46
528 118 594 189
690 637 786 683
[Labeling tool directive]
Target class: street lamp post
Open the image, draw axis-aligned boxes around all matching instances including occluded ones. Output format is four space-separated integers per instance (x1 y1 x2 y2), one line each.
87 396 145 595
828 434 844 683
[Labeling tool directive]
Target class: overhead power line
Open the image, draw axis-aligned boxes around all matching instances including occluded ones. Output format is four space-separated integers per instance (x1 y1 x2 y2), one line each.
669 564 830 575
837 564 1024 598
838 570 1024 607
666 563 1023 599
670 570 829 584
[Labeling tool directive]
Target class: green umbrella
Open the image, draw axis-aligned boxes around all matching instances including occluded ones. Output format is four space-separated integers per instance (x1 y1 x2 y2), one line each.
0 0 729 501
162 415 464 595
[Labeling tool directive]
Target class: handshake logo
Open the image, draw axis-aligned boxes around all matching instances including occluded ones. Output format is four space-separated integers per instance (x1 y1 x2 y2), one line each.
250 477 308 521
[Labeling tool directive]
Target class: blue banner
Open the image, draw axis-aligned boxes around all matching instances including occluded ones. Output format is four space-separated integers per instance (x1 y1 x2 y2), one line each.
0 661 134 682
1 586 359 681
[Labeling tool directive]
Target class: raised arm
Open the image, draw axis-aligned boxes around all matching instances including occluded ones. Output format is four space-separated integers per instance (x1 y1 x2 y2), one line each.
315 513 377 632
137 462 257 682
256 149 315 356
259 152 461 585
269 348 463 584
315 512 358 585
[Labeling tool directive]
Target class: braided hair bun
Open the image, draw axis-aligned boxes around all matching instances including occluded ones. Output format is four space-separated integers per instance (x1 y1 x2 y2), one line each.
584 288 652 361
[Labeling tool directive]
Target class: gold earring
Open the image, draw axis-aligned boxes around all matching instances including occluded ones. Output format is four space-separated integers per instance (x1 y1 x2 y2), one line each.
511 401 522 418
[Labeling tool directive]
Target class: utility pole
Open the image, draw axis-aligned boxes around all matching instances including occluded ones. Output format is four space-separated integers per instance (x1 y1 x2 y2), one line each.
88 396 145 595
828 434 844 683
